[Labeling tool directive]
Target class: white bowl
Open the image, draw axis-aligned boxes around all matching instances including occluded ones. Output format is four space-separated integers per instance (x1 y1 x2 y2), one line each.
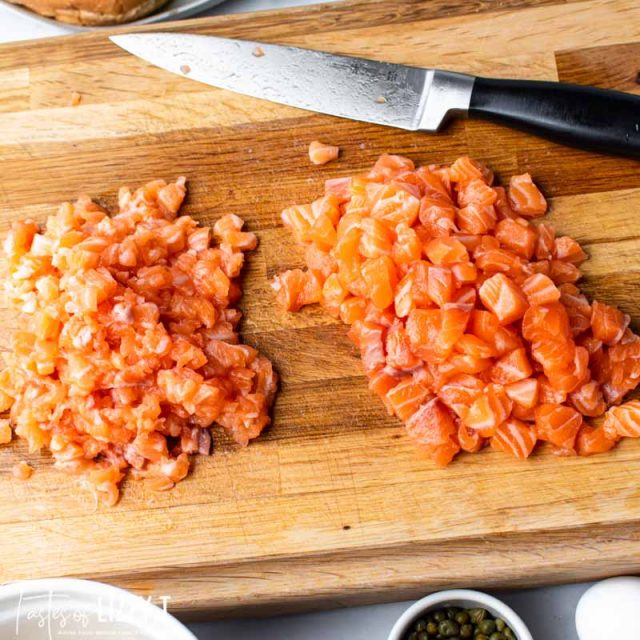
0 578 196 640
388 589 533 640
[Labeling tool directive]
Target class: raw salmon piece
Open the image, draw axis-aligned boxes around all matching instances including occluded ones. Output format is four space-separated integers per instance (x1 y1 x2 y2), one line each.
451 262 478 284
455 334 496 359
424 237 469 265
591 300 630 346
458 179 498 208
458 422 485 452
368 368 401 415
351 321 386 373
324 176 352 201
569 379 607 417
392 223 422 265
535 403 582 450
522 302 571 344
309 140 340 165
464 383 512 436
457 203 497 234
470 310 522 356
549 259 581 285
359 217 394 258
603 400 640 438
451 286 477 312
309 212 337 252
368 154 415 181
493 186 518 220
491 418 537 460
455 233 483 252
559 283 592 336
538 375 568 404
271 269 321 311
508 173 547 217
406 309 444 361
414 166 454 201
386 323 422 370
370 187 420 228
505 378 539 409
386 378 433 421
547 345 589 393
521 273 561 306
535 223 556 260
339 297 367 324
449 156 488 184
419 197 457 236
364 302 396 327
438 373 484 417
405 398 460 466
438 353 493 379
490 348 533 384
427 266 454 307
478 273 528 324
475 248 523 279
406 307 469 363
395 270 426 320
531 338 575 374
362 255 398 309
495 218 537 259
554 236 587 264
305 243 337 280
576 424 618 456
336 210 364 239
322 273 348 317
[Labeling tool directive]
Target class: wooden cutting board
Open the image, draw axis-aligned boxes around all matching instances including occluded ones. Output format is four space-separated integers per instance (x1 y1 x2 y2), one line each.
1 0 640 618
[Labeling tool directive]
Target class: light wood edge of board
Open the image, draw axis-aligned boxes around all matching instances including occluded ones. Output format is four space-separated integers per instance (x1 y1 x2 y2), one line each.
81 521 640 617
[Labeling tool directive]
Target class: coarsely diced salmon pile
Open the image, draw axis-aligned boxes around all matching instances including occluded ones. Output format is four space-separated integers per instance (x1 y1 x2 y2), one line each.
0 178 277 504
273 154 640 465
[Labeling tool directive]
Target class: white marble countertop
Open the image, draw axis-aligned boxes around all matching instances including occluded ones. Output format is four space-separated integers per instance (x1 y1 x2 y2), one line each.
0 1 597 638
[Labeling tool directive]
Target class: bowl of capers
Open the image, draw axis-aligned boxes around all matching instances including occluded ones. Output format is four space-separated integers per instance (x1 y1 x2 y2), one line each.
387 590 533 640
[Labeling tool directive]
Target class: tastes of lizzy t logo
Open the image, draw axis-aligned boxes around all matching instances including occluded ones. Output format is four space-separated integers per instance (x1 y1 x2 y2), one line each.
12 587 171 639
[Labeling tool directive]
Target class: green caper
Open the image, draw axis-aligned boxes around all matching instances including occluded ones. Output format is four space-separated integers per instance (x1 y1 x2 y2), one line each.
426 621 439 635
408 633 418 640
475 635 489 640
489 634 504 640
434 610 447 623
460 624 473 638
478 620 496 634
495 619 506 632
415 620 427 632
455 611 469 625
468 608 488 624
439 620 460 637
447 607 462 620
503 629 515 640
417 632 428 640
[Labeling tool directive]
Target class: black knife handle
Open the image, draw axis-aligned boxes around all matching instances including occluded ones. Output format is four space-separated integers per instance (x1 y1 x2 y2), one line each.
469 77 640 159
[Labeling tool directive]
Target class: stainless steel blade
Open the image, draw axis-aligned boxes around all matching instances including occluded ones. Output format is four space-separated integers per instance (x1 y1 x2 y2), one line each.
110 33 474 131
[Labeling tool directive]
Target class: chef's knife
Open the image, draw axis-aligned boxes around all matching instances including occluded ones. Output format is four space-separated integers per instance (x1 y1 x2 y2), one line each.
111 33 640 159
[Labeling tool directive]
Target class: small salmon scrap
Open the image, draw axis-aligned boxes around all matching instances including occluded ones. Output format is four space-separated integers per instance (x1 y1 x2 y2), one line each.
0 178 277 504
273 154 640 466
309 140 340 166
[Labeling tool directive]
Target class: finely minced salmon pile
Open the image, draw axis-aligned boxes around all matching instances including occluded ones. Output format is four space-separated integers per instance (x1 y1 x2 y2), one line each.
273 154 640 466
0 178 277 504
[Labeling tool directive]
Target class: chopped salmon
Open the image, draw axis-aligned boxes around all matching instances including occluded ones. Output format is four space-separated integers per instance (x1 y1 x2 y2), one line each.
1 179 277 504
309 140 340 165
478 273 528 324
509 173 547 217
491 418 537 460
273 154 640 466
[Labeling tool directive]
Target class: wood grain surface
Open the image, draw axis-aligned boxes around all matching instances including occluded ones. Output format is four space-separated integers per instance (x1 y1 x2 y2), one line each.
1 0 640 617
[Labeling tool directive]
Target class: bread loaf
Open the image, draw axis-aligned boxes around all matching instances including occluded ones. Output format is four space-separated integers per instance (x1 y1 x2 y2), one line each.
6 0 171 25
